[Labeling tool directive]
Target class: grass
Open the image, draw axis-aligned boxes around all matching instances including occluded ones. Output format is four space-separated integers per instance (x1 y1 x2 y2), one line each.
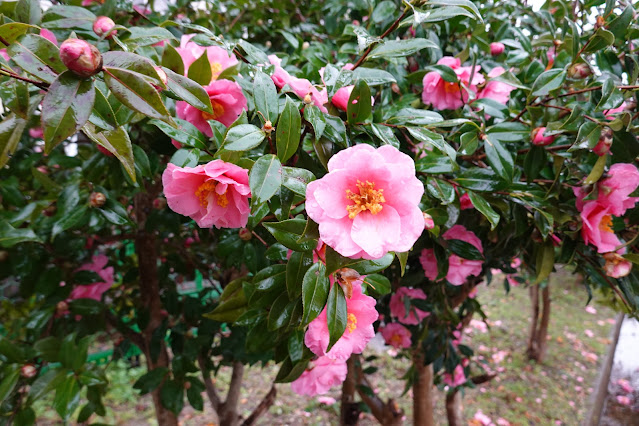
36 271 617 425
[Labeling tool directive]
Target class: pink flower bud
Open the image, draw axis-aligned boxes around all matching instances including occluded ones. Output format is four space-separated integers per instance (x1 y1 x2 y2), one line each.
568 63 591 80
93 16 116 39
153 197 167 210
97 145 114 156
89 191 106 208
490 42 505 56
423 212 435 229
593 127 613 156
59 39 103 78
20 364 37 378
531 127 555 146
239 228 252 241
151 66 168 91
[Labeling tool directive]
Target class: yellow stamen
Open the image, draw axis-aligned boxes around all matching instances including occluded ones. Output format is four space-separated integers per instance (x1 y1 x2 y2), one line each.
211 62 223 79
346 180 385 219
390 334 403 347
201 102 225 121
195 181 228 208
444 81 460 94
599 215 613 233
346 313 357 333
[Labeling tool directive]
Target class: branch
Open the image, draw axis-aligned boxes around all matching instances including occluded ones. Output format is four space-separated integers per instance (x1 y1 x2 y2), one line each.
0 68 50 91
197 355 222 413
353 354 403 424
351 6 410 70
241 385 277 426
539 103 599 123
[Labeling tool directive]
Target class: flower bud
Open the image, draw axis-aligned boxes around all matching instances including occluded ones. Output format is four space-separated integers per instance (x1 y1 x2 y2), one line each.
490 42 505 56
593 127 613 156
239 228 252 241
184 381 192 389
97 145 114 156
56 300 69 315
43 205 57 217
20 364 37 378
531 127 555 146
603 252 632 278
0 250 8 262
302 41 310 50
93 16 116 39
568 63 592 80
59 39 103 78
152 66 168 91
89 191 106 208
265 40 272 48
303 93 313 105
153 197 167 210
262 120 274 134
423 212 435 230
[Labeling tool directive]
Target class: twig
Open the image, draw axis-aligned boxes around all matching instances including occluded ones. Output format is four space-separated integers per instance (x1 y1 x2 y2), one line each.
539 103 599 123
0 68 50 91
0 36 9 46
241 385 277 426
351 6 410 70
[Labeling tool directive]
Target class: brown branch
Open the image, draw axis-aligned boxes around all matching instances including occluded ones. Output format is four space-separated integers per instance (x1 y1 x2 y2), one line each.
0 36 9 46
0 68 50 91
539 103 599 123
353 354 404 425
351 6 410 70
241 385 277 426
197 355 222 413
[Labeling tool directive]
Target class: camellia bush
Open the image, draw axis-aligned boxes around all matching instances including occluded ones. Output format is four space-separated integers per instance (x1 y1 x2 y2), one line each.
1 0 639 425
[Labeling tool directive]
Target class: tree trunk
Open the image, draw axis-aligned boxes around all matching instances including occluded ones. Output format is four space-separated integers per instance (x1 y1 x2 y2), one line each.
527 285 551 363
219 362 244 426
352 354 403 425
445 391 463 426
412 354 434 426
134 189 178 426
340 356 360 426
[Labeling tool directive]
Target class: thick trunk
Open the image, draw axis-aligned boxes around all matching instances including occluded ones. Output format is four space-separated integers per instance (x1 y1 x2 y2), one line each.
352 354 403 425
527 285 551 362
340 356 360 426
445 391 463 426
134 189 178 426
219 362 244 426
412 355 434 426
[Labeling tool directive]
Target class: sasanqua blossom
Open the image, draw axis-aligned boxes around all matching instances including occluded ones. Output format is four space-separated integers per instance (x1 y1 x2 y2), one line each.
422 57 484 110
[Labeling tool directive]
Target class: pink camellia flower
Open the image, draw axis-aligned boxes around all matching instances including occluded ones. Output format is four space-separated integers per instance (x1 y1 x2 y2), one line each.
581 201 621 253
490 42 505 56
306 144 425 259
380 323 412 349
603 252 632 278
29 128 44 139
331 85 375 112
268 55 328 112
443 225 484 285
162 160 251 229
176 79 247 133
598 163 639 216
593 128 613 156
616 395 632 406
176 34 238 81
93 16 116 38
419 249 439 281
477 67 515 105
305 280 378 360
422 56 484 110
70 255 114 301
0 49 8 62
443 364 467 387
290 356 347 396
604 102 628 118
547 46 556 62
389 287 430 325
460 193 474 210
531 127 555 146
618 379 633 394
59 39 102 78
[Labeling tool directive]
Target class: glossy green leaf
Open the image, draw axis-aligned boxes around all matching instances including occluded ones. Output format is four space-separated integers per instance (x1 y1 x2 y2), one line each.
83 124 136 182
286 251 313 300
122 26 176 48
0 22 34 44
7 34 65 83
406 127 456 161
347 79 372 125
223 124 266 151
583 28 614 54
276 97 301 162
160 380 184 415
304 105 326 140
263 219 317 252
150 118 208 150
42 5 95 32
188 51 212 86
370 123 400 148
447 239 483 261
467 191 500 230
42 71 95 153
163 67 213 114
530 69 566 97
0 220 42 247
326 284 347 351
352 67 396 86
102 51 165 85
483 135 514 181
534 240 555 284
584 154 607 185
204 278 247 322
53 375 81 420
268 293 295 331
368 38 439 60
325 246 394 275
301 262 330 325
282 166 315 196
423 64 458 82
250 154 282 204
161 43 185 75
254 69 279 124
89 86 118 130
0 114 27 168
16 0 41 25
0 368 20 405
363 273 391 296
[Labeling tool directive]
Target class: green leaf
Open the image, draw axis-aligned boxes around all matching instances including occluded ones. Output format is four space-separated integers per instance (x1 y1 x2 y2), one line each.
447 239 483 261
396 251 408 276
89 86 118 130
416 153 457 173
42 71 95 153
254 69 279 124
263 219 317 252
406 127 456 161
188 51 213 86
7 34 65 83
160 380 184 415
101 51 165 85
301 263 330 325
83 124 136 182
286 251 313 300
276 97 301 162
134 367 169 395
583 28 614 54
0 23 34 44
467 191 500 230
422 0 482 21
608 6 633 39
352 68 396 86
367 38 439 60
122 26 176 48
423 64 458 83
42 5 95 32
163 67 213 114
584 154 607 185
0 219 41 247
161 43 185 75
304 105 326 140
483 136 514 181
530 69 566 97
570 121 601 151
0 367 20 405
326 284 347 351
53 375 81 420
275 356 308 383
0 114 27 168
427 177 455 204
52 205 88 239
523 145 547 183
204 278 247 322
223 124 266 151
282 166 315 196
534 240 555 284
268 293 295 331
370 123 399 148
15 0 41 25
325 246 394 275
103 67 172 123
250 154 282 204
150 118 208 150
363 273 391 296
347 79 372 125
489 70 529 90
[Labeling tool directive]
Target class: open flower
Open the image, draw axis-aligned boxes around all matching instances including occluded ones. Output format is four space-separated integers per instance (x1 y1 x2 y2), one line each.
331 85 375 112
389 287 430 325
443 364 467 387
380 323 412 349
597 163 639 216
176 34 238 81
305 280 378 360
422 56 484 110
290 356 347 396
444 225 484 285
176 79 247 132
581 201 621 253
162 160 251 229
306 144 425 259
477 67 515 105
70 255 114 301
268 55 328 112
